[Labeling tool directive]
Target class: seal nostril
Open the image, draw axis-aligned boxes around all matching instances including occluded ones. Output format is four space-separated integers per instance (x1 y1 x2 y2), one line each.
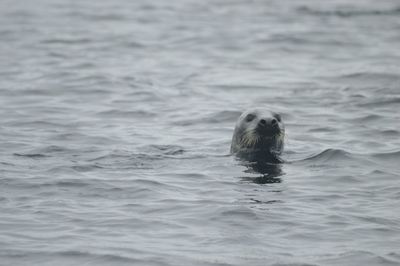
259 119 267 125
271 119 277 126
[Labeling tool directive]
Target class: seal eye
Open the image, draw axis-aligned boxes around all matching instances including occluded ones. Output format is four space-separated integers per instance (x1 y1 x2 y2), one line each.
245 113 256 122
274 114 281 122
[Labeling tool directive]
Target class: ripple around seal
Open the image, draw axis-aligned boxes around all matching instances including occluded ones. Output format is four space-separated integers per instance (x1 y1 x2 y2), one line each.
138 145 186 156
299 149 356 164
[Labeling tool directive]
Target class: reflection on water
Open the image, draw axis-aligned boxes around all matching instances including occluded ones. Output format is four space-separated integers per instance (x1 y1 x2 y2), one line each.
240 160 284 184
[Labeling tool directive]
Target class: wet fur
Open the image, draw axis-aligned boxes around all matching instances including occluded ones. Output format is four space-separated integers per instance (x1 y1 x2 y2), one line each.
231 109 285 162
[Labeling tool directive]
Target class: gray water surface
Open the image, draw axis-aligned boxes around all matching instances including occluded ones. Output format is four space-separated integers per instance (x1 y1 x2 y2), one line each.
1 0 400 265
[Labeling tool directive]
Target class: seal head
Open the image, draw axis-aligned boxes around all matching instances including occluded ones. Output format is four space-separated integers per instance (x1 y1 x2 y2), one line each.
231 108 285 162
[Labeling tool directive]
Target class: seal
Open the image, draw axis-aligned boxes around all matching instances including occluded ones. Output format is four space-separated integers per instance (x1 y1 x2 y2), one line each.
231 108 285 162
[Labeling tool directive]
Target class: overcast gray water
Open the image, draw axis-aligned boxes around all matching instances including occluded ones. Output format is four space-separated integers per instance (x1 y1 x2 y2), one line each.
1 0 400 265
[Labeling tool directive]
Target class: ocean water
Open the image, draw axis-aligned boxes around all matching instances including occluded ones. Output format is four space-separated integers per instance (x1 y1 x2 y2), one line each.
1 0 400 265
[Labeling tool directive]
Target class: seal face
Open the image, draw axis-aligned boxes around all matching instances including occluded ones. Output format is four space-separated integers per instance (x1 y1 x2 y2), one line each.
231 108 285 162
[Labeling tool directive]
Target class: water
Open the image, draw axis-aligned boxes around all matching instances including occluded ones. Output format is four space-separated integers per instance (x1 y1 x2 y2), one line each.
1 0 400 265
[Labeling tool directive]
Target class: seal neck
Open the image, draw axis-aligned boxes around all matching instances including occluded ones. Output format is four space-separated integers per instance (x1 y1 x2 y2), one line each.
235 148 283 164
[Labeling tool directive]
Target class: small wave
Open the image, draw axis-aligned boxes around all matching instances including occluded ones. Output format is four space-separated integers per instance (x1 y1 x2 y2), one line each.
51 179 95 188
358 97 400 107
14 145 77 158
371 150 400 161
381 130 399 137
87 146 187 170
96 109 157 119
295 149 400 172
205 110 242 123
336 72 400 87
13 153 50 158
71 164 104 172
41 37 93 45
215 206 259 220
308 127 337 133
297 6 400 17
144 144 185 156
302 148 352 162
68 9 130 22
174 110 241 125
350 114 382 123
341 72 400 79
0 250 148 266
296 148 366 167
272 263 319 266
317 250 400 266
88 154 155 170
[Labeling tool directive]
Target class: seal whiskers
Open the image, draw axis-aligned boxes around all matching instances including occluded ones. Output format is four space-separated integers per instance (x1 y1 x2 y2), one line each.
239 129 260 148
